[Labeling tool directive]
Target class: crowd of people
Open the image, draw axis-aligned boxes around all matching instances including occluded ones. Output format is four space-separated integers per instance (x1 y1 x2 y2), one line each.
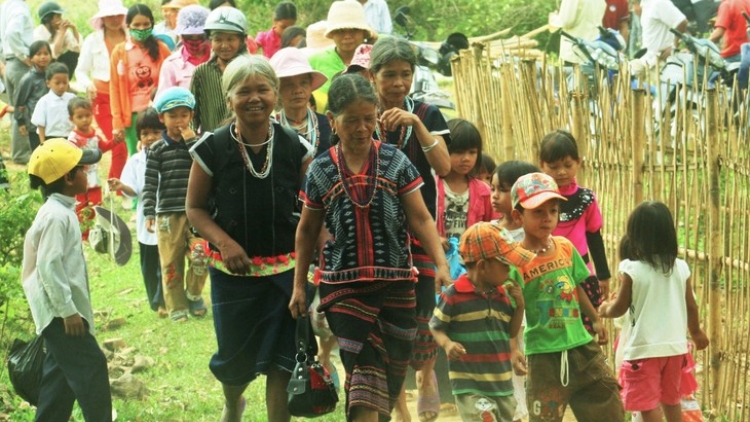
5 0 716 421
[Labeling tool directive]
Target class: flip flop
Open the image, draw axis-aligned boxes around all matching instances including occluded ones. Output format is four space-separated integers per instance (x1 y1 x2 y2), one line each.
417 372 440 422
189 297 207 317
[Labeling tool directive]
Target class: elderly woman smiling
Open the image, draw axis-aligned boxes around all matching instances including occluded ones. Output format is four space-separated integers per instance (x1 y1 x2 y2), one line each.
186 55 313 422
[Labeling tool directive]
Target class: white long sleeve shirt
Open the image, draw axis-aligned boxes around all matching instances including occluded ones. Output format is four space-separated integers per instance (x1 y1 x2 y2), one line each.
75 30 111 91
22 193 96 335
120 148 158 246
0 0 34 61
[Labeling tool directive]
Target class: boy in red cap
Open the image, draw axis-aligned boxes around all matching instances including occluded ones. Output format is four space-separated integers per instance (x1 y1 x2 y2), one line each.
430 222 534 421
510 172 624 422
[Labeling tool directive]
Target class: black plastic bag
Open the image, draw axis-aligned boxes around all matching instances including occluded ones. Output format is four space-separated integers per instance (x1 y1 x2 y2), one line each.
7 336 45 405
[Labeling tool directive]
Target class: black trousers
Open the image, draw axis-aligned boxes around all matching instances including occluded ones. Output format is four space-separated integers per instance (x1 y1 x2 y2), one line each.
35 318 112 422
139 242 163 311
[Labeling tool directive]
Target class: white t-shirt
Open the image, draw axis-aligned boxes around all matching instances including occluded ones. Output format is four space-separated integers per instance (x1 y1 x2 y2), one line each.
639 0 686 66
442 180 469 239
120 148 158 246
619 257 690 360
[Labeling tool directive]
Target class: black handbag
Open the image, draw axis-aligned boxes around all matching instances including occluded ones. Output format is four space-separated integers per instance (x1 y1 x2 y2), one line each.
287 316 338 418
7 336 45 405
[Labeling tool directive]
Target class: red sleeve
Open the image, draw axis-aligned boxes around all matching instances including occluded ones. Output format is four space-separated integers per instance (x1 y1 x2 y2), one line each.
714 1 732 30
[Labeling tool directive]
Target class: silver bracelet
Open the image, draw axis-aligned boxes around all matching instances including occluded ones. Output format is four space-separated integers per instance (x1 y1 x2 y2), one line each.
421 138 440 153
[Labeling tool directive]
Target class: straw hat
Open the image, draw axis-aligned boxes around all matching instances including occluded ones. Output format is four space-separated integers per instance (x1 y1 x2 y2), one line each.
162 0 199 10
305 21 334 50
89 0 127 30
270 48 328 91
324 1 375 39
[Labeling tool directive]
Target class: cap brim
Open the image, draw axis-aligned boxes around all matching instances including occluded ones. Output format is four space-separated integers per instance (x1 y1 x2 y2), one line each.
325 25 375 39
495 245 535 268
343 64 365 75
520 192 567 210
158 101 195 113
79 148 102 165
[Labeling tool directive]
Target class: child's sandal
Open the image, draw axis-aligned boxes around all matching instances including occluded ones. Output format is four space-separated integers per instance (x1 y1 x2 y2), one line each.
170 310 188 323
189 297 207 318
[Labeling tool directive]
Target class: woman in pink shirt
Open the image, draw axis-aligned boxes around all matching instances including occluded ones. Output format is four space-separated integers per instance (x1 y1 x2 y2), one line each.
157 4 210 94
255 1 296 58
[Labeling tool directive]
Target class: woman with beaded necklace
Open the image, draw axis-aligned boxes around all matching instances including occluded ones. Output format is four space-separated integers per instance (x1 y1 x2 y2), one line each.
186 55 313 422
290 74 451 422
368 36 452 422
270 47 332 157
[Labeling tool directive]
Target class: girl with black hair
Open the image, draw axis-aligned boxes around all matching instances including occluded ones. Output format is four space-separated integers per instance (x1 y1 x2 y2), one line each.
600 201 709 422
110 3 172 158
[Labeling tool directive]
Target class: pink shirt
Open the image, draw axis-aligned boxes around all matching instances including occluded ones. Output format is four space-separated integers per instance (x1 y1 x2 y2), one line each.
157 47 198 96
256 29 281 58
435 176 494 237
553 180 603 274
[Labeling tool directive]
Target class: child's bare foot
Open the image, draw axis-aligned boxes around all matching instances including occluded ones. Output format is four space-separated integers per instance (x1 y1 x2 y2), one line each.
393 391 411 422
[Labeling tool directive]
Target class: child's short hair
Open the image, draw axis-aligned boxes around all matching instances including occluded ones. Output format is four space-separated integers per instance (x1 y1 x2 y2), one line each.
67 97 92 116
495 160 540 188
479 153 496 175
136 107 166 134
45 62 69 81
539 129 580 163
281 25 305 48
511 172 566 211
153 87 196 113
274 1 297 20
459 222 535 266
29 40 51 58
28 139 102 196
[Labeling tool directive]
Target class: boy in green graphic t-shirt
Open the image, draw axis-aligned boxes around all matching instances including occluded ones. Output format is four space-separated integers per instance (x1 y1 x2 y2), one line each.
510 173 624 422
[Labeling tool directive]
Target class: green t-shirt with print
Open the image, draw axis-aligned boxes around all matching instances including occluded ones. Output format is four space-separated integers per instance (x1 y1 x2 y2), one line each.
515 236 593 355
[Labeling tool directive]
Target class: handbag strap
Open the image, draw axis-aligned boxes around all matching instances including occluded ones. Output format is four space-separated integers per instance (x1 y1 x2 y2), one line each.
295 316 319 361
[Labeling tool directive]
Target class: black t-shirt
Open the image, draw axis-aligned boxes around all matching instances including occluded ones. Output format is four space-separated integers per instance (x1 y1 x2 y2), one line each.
373 100 451 219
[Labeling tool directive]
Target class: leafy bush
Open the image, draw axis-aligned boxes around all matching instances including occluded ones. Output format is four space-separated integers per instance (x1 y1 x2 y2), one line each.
0 177 41 269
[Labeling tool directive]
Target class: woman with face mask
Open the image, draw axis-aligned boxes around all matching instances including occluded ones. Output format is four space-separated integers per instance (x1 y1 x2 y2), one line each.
110 3 172 157
76 0 129 182
157 5 211 95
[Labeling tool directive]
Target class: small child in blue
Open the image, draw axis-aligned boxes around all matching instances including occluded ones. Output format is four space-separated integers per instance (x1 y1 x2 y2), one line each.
430 222 534 422
23 139 112 422
143 87 208 322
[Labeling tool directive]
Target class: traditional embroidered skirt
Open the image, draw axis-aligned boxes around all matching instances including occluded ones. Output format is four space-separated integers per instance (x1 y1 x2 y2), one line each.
319 280 417 420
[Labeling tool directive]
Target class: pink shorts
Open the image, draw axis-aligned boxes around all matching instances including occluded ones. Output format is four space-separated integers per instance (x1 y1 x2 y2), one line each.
619 354 687 411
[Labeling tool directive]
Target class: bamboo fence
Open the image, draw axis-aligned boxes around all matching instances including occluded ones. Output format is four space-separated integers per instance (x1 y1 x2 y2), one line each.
451 44 750 420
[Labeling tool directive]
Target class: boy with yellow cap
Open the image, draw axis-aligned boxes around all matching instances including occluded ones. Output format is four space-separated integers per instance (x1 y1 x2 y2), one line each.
22 139 112 421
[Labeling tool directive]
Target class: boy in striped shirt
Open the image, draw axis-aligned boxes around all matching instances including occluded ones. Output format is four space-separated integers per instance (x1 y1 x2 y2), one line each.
430 222 534 421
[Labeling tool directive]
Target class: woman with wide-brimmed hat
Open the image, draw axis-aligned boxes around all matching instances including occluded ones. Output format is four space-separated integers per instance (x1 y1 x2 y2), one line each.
308 0 375 111
75 0 128 181
270 47 331 157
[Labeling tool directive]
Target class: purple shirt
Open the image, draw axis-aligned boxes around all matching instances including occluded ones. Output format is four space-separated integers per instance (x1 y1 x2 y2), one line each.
552 180 603 275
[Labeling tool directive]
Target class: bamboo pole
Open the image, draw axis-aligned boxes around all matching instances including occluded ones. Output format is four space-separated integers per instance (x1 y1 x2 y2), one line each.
631 89 646 206
704 88 723 412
